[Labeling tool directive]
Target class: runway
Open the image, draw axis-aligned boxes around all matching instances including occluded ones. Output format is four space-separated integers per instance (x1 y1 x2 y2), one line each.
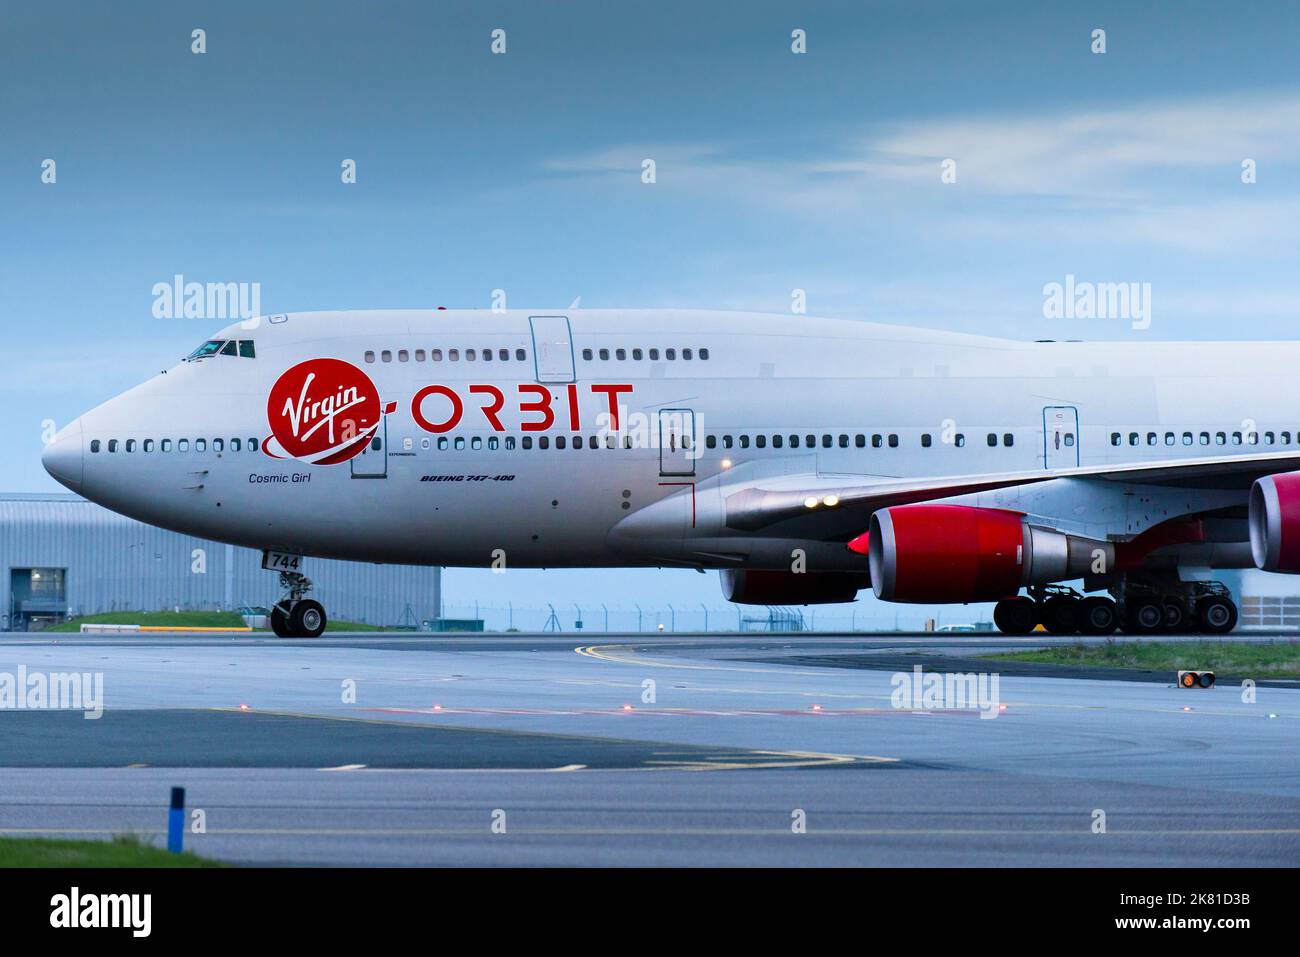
0 632 1297 865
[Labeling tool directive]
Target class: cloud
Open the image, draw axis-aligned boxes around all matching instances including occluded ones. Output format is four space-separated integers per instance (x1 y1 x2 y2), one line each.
542 90 1300 249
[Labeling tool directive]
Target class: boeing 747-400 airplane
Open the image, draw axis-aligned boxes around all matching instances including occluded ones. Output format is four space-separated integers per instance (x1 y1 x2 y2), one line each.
40 309 1300 636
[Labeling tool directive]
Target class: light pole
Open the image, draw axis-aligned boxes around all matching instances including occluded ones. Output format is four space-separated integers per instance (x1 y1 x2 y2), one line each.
700 603 708 632
601 603 609 631
635 604 642 632
668 604 675 631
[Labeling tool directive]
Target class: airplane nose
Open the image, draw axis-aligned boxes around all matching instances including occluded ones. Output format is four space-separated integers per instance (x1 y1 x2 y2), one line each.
42 418 84 493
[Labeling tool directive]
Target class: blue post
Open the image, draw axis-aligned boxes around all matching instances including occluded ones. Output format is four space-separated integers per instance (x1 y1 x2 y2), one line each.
167 786 185 853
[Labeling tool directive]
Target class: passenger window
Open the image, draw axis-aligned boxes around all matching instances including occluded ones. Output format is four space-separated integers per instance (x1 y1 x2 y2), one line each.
1064 434 1075 447
739 435 750 449
515 349 526 360
196 439 207 452
1232 432 1242 445
987 433 997 447
632 349 643 360
666 349 676 360
449 349 460 361
839 435 849 448
108 440 118 452
421 438 429 450
1216 432 1226 445
381 350 392 363
432 349 443 361
505 437 516 450
1199 433 1209 445
125 439 136 452
955 434 966 447
90 440 101 453
855 434 865 448
143 439 154 452
239 341 256 358
649 348 660 360
482 349 493 361
683 349 692 360
521 437 532 449
488 436 498 450
557 436 567 449
231 439 241 451
454 437 465 450
415 349 426 362
1266 432 1275 445
599 349 609 360
921 434 932 447
438 437 448 450
872 435 883 448
699 348 709 360
499 349 509 361
249 438 258 451
1002 434 1012 447
1110 432 1121 446
398 350 409 362
179 439 189 452
706 435 717 449
365 351 376 363
1182 433 1192 446
755 435 766 448
213 438 224 452
772 435 783 448
162 439 172 452
471 436 482 449
789 435 799 448
1129 432 1139 445
1284 432 1292 444
723 435 733 449
822 435 832 448
466 350 476 361
616 348 626 360
538 437 549 449
1147 433 1157 445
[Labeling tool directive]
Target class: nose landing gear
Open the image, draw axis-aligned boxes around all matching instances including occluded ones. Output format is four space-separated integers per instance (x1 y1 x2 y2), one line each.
269 570 328 638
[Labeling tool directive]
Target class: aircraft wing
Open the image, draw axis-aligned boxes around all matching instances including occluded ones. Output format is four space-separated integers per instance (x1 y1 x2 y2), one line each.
721 450 1300 532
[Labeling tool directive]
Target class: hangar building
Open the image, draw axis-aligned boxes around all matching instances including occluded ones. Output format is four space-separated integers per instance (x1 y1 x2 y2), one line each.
1 493 441 631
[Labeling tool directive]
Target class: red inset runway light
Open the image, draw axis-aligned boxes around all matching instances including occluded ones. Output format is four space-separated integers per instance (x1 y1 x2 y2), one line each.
811 704 822 711
238 703 250 711
998 703 1008 712
622 704 633 711
432 704 442 711
1182 706 1193 712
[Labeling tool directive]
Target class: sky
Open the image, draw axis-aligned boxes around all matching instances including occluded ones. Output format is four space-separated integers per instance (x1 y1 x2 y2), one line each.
2 1 1297 624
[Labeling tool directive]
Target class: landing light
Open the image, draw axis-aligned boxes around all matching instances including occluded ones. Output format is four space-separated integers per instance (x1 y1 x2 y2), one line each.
804 497 819 509
822 495 839 507
721 458 732 469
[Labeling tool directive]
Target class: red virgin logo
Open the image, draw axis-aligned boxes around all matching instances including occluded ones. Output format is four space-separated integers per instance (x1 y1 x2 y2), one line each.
264 358 385 465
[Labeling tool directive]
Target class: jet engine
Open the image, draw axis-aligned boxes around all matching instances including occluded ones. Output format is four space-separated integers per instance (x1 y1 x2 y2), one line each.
849 504 1112 603
719 569 870 605
1249 471 1300 572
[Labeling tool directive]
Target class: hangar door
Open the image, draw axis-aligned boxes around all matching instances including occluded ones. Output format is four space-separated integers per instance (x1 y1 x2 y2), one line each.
529 316 575 383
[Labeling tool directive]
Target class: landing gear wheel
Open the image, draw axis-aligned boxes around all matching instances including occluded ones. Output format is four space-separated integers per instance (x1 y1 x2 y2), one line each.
1127 600 1165 634
1041 596 1082 635
290 599 327 638
1198 597 1238 635
993 597 1038 636
270 604 293 638
1078 596 1120 635
1162 601 1187 633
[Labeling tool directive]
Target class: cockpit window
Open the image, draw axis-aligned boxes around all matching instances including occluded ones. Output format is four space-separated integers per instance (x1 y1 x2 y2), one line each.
186 340 225 360
185 338 256 361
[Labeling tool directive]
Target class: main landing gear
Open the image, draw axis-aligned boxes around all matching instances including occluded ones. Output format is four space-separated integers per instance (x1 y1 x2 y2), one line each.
270 570 328 638
994 586 1120 636
992 580 1238 636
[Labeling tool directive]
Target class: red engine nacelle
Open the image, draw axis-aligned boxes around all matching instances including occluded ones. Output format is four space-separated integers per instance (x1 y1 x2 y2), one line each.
1249 472 1300 572
719 569 870 605
848 504 1111 604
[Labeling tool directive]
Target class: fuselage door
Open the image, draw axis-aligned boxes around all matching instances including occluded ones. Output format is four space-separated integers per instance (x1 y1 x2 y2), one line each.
658 408 696 477
1043 405 1079 469
350 415 388 478
529 315 575 383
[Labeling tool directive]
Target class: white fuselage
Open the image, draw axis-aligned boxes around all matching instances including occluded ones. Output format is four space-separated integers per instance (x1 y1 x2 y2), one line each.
42 309 1300 574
